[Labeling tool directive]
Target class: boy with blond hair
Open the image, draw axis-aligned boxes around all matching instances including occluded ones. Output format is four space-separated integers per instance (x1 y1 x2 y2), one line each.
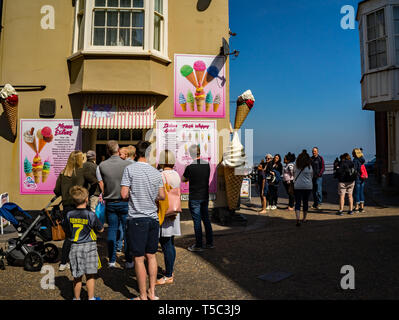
65 186 104 300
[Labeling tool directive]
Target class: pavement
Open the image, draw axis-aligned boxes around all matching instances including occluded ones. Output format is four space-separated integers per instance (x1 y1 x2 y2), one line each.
1 174 399 300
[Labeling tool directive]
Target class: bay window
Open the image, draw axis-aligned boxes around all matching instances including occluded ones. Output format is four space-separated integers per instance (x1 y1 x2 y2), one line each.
366 9 387 70
73 0 168 58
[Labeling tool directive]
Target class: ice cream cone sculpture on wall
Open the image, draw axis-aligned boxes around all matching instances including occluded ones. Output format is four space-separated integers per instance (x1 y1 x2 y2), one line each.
222 89 255 210
0 84 19 136
234 90 255 130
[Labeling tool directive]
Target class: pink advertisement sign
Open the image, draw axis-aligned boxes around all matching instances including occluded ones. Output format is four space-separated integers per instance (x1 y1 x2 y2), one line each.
20 119 82 195
156 120 218 197
174 54 226 118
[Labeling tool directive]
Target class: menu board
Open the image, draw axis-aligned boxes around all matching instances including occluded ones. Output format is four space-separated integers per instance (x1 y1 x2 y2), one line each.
20 119 82 195
156 120 218 196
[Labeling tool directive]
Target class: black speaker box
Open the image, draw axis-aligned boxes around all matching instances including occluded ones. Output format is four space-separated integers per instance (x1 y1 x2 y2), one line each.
39 99 56 118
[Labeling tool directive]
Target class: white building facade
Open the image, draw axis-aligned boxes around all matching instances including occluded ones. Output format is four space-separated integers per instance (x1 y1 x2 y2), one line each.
357 0 399 186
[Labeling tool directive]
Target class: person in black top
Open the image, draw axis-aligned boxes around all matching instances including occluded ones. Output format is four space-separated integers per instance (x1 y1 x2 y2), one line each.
182 144 213 252
334 153 357 216
82 150 101 213
267 154 283 210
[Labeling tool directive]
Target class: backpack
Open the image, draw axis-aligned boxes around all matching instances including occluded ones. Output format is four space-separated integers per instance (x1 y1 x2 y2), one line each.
344 166 357 182
360 164 368 180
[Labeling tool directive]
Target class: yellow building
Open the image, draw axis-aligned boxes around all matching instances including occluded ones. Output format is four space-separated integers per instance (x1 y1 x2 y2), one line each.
0 0 231 210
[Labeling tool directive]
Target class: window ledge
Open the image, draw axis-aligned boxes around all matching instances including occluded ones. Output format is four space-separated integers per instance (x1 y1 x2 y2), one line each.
67 50 171 64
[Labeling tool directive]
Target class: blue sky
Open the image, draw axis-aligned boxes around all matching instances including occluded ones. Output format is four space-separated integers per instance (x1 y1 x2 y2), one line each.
228 0 375 162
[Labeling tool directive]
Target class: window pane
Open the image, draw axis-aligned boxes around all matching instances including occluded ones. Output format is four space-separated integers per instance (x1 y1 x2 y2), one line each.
368 41 376 55
155 0 163 14
132 29 144 46
132 129 142 140
369 55 377 69
95 0 105 7
119 29 131 46
396 49 399 65
120 129 131 141
133 0 144 8
93 28 105 45
107 28 117 45
395 21 399 35
377 39 386 54
367 13 375 28
132 12 144 27
396 36 399 50
107 11 118 26
377 53 387 67
97 129 107 140
154 14 161 51
120 0 131 7
367 27 376 41
107 0 118 7
109 129 119 140
79 0 86 11
395 7 399 19
94 11 106 26
120 11 131 27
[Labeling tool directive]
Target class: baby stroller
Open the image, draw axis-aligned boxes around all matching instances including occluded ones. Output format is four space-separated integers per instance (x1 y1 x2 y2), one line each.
0 196 61 271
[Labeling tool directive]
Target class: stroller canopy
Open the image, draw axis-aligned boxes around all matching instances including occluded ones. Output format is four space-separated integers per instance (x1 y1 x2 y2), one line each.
0 203 32 227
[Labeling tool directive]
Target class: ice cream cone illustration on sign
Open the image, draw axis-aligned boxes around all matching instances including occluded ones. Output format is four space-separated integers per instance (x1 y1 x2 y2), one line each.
193 60 206 87
195 87 205 111
0 84 19 136
187 90 195 111
179 93 187 112
37 126 54 153
23 128 37 153
42 159 51 183
205 91 213 112
213 94 221 112
24 157 33 178
32 153 43 184
202 66 219 88
234 90 255 130
180 65 198 88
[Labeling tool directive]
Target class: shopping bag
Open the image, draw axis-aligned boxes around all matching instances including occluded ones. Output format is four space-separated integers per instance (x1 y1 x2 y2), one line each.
95 201 106 225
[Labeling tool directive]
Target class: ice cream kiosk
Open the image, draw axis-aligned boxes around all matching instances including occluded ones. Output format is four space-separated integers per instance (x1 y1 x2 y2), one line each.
0 0 252 221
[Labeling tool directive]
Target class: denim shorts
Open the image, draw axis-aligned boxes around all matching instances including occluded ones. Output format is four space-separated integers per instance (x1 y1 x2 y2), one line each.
126 217 159 257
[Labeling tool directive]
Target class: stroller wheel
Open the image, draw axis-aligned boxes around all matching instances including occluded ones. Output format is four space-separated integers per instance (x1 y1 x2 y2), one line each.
24 251 43 272
43 243 58 263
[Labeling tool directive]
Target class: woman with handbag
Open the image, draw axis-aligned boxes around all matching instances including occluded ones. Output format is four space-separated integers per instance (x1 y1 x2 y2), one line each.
156 150 182 285
54 150 87 271
282 152 296 211
293 150 313 227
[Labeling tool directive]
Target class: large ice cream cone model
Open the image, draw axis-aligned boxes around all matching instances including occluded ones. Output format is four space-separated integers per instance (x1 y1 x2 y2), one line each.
222 131 247 210
0 84 19 136
234 90 255 130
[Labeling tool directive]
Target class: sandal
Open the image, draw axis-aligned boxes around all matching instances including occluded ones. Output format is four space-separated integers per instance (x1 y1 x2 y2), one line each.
147 290 160 300
156 276 174 285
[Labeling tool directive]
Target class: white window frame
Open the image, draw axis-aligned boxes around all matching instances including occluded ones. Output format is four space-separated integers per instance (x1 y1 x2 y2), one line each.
72 0 169 60
366 7 388 71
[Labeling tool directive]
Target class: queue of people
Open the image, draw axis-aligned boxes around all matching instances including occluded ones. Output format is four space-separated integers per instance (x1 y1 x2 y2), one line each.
53 140 214 300
256 147 368 225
